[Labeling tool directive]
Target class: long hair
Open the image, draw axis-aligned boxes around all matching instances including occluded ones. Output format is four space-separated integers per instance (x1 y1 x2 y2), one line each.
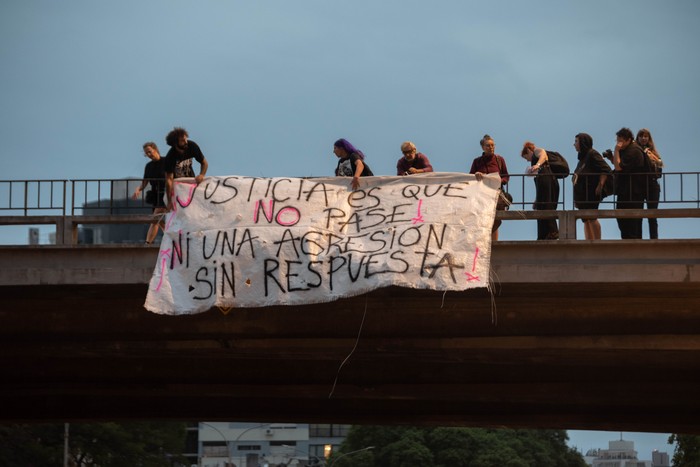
636 128 659 157
334 138 365 160
166 127 188 148
575 133 593 159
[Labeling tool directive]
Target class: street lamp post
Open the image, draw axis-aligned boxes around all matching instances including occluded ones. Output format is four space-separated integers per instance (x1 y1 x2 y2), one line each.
232 423 273 467
328 446 375 467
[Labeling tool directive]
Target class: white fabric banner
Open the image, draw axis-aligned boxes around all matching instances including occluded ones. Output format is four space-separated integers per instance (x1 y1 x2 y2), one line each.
145 172 500 315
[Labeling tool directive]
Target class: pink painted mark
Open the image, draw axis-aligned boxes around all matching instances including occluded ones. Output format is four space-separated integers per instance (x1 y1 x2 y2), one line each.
176 182 197 207
254 199 274 223
465 247 480 282
163 181 195 231
411 199 425 224
164 210 175 231
154 248 172 292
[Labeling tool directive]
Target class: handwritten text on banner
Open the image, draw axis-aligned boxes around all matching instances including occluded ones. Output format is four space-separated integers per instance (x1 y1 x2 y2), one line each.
144 172 500 314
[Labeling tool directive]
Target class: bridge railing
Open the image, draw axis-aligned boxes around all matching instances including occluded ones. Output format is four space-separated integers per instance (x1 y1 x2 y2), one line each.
0 173 699 244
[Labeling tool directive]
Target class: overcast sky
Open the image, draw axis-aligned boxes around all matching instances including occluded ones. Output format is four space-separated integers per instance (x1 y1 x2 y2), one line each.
0 0 695 454
1 0 699 241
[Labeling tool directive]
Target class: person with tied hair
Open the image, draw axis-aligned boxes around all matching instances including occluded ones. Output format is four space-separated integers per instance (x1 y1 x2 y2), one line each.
163 127 209 211
396 141 433 176
636 128 664 239
333 138 373 191
132 142 167 244
469 134 510 241
572 133 612 240
613 127 646 239
521 141 560 240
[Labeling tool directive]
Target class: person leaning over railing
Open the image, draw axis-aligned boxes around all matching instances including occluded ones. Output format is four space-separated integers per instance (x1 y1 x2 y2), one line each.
521 141 560 241
164 127 209 211
131 142 167 244
572 133 612 240
333 138 373 191
636 128 664 239
396 141 433 176
470 134 510 241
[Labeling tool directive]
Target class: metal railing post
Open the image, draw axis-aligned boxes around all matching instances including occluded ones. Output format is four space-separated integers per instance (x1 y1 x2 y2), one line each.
559 210 577 240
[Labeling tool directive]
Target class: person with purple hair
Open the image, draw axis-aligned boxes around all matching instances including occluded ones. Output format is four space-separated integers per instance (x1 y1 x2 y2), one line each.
333 138 373 190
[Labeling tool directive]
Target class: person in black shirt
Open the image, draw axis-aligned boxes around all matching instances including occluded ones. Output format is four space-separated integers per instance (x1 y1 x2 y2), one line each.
636 128 664 239
572 133 612 240
521 141 560 240
333 138 373 191
132 142 167 244
164 127 209 210
613 127 646 239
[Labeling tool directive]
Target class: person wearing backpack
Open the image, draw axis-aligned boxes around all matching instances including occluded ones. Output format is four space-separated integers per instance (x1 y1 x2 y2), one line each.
521 142 560 240
636 128 664 239
572 133 613 240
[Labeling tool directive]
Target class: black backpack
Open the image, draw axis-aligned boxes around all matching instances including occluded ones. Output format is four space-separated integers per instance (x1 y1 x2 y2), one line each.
545 150 570 179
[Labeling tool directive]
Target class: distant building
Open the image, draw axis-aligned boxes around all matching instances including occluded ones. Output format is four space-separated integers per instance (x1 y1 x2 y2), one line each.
198 422 350 467
591 439 651 467
651 449 670 467
78 179 156 244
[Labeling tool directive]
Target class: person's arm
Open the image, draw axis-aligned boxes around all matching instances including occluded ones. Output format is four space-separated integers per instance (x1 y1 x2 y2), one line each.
397 158 407 176
132 180 148 199
595 173 608 197
351 159 364 190
195 157 208 184
613 143 623 171
646 148 663 167
470 159 484 181
531 148 548 172
407 154 433 174
165 172 175 211
497 156 510 185
132 166 149 199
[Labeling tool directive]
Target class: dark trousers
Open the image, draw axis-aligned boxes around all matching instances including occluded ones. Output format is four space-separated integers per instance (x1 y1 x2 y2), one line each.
646 180 660 239
616 191 644 239
534 174 560 240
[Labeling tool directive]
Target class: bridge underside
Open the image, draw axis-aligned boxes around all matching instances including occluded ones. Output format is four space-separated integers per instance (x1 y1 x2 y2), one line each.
3 259 700 433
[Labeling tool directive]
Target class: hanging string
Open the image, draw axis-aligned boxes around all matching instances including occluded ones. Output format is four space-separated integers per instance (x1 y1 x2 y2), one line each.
488 268 501 325
328 297 368 399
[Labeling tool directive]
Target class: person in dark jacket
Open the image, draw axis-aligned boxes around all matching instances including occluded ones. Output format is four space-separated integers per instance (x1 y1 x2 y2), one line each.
572 133 612 240
613 127 646 239
636 128 664 239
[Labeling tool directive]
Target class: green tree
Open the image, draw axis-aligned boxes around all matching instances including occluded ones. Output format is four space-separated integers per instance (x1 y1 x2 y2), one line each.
669 433 700 466
336 425 586 467
0 422 187 467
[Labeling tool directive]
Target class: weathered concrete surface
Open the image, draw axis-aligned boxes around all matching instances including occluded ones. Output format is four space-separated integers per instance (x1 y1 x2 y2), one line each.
1 241 699 432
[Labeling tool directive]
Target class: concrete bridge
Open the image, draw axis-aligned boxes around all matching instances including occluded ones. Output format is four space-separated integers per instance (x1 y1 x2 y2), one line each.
2 238 699 433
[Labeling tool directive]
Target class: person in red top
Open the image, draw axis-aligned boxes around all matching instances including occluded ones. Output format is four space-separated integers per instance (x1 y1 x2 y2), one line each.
469 134 510 240
396 141 433 176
